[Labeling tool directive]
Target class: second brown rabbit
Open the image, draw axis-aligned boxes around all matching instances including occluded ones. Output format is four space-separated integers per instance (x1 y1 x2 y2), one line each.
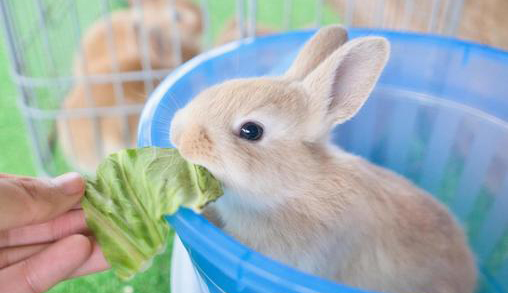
327 0 508 50
58 0 202 172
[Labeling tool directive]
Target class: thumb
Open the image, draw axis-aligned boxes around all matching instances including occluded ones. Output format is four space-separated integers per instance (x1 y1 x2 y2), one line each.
0 173 85 231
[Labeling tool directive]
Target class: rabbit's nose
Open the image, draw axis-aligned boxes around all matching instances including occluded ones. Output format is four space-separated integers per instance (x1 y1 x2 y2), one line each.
178 124 214 162
170 111 185 147
170 127 182 148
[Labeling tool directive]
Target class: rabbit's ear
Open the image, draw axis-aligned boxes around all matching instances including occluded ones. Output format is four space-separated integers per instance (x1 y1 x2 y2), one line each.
285 25 348 80
303 37 389 128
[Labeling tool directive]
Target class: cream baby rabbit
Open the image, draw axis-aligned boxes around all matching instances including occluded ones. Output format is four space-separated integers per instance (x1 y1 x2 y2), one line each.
58 0 202 172
170 26 476 293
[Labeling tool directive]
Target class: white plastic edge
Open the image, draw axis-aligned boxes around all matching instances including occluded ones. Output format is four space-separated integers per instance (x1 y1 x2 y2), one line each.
171 235 210 293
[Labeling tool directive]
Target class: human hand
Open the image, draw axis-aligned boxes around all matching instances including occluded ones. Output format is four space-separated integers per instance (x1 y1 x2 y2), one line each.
0 173 110 293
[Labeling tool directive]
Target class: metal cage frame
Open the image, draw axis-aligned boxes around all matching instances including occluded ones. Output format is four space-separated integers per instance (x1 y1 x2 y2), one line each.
0 0 466 175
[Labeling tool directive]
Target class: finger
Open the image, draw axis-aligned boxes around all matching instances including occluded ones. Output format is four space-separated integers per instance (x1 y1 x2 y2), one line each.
0 243 49 269
0 234 92 293
71 203 82 210
71 240 110 277
0 172 85 230
0 210 88 248
0 174 35 180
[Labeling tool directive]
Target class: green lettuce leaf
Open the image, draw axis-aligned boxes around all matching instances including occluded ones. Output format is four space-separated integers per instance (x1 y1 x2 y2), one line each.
82 147 223 280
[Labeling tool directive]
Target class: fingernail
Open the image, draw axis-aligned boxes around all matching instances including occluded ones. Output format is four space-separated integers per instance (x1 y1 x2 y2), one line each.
52 172 84 196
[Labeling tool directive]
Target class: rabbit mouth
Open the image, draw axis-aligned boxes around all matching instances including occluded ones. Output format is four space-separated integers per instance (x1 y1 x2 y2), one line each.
176 146 225 182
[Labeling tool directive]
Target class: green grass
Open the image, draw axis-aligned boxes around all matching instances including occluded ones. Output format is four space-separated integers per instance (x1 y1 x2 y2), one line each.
0 39 36 175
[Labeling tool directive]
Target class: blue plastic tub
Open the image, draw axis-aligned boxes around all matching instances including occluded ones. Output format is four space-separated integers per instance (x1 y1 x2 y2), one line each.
138 29 508 293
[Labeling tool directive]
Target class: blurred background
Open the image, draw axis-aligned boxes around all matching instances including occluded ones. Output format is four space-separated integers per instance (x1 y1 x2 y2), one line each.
0 0 506 292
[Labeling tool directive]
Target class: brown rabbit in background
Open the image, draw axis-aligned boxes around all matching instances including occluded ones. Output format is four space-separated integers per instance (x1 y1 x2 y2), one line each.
327 0 508 50
170 25 477 293
75 0 202 74
58 0 202 172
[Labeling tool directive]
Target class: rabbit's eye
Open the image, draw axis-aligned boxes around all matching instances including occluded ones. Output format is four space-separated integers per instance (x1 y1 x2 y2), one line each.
239 122 263 141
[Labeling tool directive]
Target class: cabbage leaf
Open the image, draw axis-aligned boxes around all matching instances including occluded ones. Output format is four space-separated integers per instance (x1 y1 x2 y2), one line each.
82 147 223 280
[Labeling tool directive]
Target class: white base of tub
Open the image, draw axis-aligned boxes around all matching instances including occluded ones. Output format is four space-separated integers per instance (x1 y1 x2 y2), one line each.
171 235 209 293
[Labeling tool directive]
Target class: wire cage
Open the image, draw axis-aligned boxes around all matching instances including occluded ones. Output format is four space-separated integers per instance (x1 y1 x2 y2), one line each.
1 0 494 176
